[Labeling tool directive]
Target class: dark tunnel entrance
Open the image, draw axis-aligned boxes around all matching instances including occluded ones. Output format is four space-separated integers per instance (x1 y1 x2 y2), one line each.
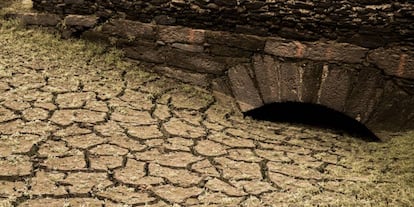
244 102 380 142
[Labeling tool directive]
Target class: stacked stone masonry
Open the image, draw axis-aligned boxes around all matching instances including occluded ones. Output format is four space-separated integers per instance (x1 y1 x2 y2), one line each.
26 0 414 138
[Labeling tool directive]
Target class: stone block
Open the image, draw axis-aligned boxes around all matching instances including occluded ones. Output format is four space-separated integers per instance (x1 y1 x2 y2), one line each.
366 81 414 132
64 15 98 28
124 46 165 64
101 19 156 40
264 38 305 58
279 62 302 102
265 39 369 63
20 13 61 26
206 31 265 51
345 68 384 123
165 50 226 74
211 76 233 96
316 64 355 112
171 43 204 53
368 46 414 79
252 54 281 104
300 62 324 103
159 25 205 44
228 64 263 111
209 45 252 57
304 42 368 63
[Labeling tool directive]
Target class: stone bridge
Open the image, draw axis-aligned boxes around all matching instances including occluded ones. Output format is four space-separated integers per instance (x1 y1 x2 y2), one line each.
28 0 414 139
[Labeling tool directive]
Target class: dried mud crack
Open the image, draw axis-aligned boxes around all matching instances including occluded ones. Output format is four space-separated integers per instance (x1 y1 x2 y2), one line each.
0 15 413 207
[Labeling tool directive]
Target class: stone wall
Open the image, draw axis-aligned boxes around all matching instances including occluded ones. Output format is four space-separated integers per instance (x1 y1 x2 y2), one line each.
25 0 414 138
32 0 414 48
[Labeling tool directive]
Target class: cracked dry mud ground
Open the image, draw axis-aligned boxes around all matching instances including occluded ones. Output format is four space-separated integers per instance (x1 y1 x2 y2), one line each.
0 21 413 207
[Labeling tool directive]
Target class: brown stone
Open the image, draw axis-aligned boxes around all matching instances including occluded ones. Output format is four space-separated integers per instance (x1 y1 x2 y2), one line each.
344 68 384 123
265 39 368 63
64 15 98 27
159 25 205 44
317 64 355 112
20 13 61 26
102 19 156 40
206 31 265 51
368 46 414 79
165 50 226 74
124 46 165 64
228 64 263 111
279 62 302 102
253 54 281 104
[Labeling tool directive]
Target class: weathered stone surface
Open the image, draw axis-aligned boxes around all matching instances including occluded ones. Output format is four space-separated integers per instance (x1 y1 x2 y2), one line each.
19 13 61 26
228 64 263 111
345 68 384 123
368 46 414 79
317 64 355 112
101 19 156 40
159 26 205 44
253 54 280 104
124 46 165 64
64 15 98 27
265 39 368 63
206 31 265 51
278 62 302 102
165 50 226 74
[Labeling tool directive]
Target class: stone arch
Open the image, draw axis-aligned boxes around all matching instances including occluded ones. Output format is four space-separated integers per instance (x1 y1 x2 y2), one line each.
227 54 414 140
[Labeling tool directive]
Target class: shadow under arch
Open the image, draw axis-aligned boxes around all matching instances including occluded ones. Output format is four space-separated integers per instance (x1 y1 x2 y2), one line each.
244 102 380 142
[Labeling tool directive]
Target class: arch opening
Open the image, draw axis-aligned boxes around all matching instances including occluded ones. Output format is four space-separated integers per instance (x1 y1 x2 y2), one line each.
244 102 380 142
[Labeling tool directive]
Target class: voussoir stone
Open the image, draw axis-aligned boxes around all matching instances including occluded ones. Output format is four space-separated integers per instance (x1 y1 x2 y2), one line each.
228 64 263 111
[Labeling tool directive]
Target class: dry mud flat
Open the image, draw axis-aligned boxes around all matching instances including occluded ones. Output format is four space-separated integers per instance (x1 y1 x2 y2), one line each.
0 13 413 207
